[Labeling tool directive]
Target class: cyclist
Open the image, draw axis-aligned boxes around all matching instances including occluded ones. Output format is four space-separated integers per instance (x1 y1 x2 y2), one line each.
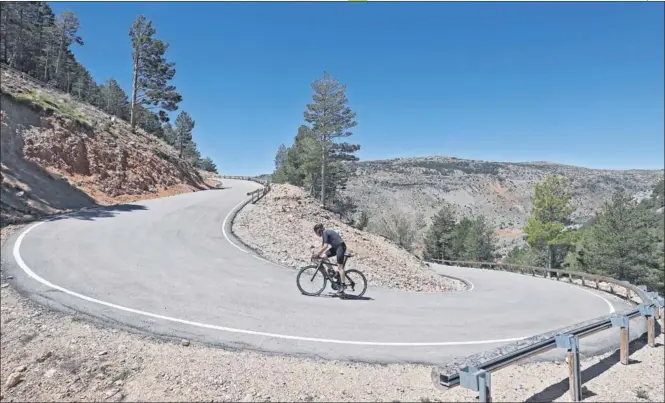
313 223 347 295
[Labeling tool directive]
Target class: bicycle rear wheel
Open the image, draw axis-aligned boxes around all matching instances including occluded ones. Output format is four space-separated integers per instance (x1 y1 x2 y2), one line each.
296 265 327 296
343 269 367 298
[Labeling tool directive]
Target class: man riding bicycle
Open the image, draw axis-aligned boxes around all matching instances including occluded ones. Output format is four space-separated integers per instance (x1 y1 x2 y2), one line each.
312 223 347 295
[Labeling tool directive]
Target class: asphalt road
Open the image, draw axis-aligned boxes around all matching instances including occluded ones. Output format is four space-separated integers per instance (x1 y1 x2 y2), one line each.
2 179 643 365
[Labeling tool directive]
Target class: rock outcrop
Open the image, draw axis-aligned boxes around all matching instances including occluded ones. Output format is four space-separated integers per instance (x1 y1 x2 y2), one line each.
1 67 219 225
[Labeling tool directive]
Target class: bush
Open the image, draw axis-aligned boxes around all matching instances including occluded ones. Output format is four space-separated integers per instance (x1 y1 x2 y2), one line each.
375 212 423 252
197 157 217 173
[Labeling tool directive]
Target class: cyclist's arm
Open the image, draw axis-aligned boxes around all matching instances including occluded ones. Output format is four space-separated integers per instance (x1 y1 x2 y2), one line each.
316 243 330 257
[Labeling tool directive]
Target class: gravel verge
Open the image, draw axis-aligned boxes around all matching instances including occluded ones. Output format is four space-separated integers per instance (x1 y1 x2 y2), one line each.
232 184 466 293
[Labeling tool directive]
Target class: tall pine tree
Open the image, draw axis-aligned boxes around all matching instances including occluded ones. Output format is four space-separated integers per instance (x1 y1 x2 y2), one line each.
522 174 576 268
129 15 182 129
303 72 359 206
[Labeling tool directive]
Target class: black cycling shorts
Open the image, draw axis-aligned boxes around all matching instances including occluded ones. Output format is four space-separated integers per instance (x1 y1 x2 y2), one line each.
325 242 347 265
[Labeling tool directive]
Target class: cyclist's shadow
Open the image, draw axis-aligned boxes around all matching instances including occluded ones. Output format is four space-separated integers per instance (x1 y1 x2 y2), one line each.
320 292 374 301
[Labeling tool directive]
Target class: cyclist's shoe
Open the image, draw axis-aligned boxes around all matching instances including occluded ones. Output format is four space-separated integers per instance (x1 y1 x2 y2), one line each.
336 283 347 296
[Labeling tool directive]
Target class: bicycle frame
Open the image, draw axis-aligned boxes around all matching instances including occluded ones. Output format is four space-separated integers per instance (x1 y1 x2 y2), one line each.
312 257 354 288
315 256 349 270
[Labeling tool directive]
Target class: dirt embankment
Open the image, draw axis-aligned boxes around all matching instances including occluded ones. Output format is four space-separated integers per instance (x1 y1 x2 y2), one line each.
232 184 466 292
0 67 220 226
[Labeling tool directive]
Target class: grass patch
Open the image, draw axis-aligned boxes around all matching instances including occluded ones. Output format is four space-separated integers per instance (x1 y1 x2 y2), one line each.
16 89 91 128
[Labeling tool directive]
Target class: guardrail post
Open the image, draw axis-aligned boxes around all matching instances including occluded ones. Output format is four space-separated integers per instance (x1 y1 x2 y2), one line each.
638 305 656 347
610 315 631 365
653 296 665 329
459 366 491 402
555 333 582 402
647 294 664 333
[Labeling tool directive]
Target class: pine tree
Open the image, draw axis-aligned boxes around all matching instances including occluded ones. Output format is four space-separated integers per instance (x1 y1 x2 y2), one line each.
53 11 83 81
274 144 288 171
272 125 321 191
198 157 217 173
581 191 662 291
182 139 201 165
174 111 195 159
100 78 130 119
303 72 358 206
465 215 498 261
423 203 457 261
434 214 497 262
134 106 164 137
523 174 576 268
129 15 182 129
161 122 177 146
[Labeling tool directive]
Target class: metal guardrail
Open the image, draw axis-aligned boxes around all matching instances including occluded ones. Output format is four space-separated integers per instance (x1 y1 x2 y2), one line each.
219 176 271 204
247 183 270 204
219 175 268 185
428 258 664 402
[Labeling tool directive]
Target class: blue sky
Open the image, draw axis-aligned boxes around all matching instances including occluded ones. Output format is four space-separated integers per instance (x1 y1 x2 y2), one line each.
50 2 664 175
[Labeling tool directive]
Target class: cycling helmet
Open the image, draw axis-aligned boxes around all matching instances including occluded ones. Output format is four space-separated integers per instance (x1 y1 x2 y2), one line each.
313 223 324 233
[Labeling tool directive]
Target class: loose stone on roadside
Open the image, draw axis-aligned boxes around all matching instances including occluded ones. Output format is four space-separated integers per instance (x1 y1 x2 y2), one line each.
36 351 52 363
5 372 23 388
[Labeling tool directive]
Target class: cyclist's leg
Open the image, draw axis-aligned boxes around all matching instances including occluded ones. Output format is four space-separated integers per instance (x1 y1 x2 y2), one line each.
324 247 336 261
336 243 347 287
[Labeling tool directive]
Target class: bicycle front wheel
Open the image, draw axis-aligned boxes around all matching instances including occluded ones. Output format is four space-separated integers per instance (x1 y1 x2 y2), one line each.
296 265 327 296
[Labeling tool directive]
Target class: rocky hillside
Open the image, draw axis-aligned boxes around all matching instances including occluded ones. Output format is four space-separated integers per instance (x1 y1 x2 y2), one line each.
233 184 466 292
343 157 663 251
0 67 219 225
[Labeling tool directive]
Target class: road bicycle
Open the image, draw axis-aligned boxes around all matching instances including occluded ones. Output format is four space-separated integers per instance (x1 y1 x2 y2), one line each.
296 254 367 298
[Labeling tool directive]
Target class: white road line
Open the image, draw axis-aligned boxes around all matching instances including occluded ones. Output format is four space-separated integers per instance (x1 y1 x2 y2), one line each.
577 285 615 314
220 195 291 266
12 219 527 347
221 197 251 255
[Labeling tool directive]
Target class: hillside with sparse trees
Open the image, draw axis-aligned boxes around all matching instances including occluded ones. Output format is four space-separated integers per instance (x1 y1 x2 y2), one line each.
1 2 221 225
0 2 217 172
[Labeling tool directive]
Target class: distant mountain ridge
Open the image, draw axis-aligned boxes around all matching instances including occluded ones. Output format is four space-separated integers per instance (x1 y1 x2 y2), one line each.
341 156 663 253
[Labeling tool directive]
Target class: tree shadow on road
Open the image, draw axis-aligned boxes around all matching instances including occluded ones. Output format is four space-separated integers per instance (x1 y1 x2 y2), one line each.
524 332 662 402
48 204 148 222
